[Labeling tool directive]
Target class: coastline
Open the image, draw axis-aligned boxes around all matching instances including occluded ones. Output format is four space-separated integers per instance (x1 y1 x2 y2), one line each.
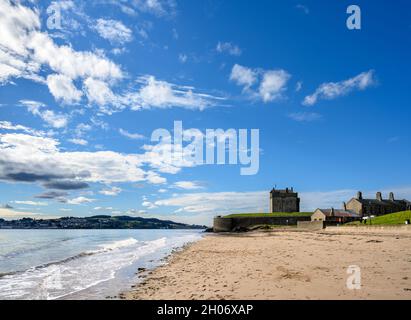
121 227 411 300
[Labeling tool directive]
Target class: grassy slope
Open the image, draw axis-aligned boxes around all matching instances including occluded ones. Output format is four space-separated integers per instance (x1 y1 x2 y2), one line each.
223 212 312 218
347 211 411 226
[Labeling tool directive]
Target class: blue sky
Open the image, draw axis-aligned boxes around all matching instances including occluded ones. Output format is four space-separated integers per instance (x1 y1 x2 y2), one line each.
0 0 410 225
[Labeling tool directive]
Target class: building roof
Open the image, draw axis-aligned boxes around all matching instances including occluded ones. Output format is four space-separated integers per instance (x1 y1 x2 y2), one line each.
315 209 361 218
355 199 407 206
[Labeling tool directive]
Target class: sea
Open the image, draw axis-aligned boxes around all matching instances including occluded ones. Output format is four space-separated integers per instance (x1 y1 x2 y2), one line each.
0 229 203 300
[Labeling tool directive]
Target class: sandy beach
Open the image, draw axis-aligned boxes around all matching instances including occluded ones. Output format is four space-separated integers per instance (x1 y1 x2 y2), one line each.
122 226 411 300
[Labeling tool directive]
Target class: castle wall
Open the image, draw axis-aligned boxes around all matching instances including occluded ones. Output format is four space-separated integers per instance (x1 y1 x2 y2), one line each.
213 216 310 232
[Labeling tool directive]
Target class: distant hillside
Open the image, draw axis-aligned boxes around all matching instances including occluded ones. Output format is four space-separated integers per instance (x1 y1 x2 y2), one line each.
347 211 411 226
223 212 312 218
0 215 206 230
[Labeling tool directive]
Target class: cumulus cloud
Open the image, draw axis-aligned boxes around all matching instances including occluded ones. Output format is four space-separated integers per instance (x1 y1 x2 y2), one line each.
99 186 122 196
230 64 291 102
259 70 291 102
0 132 152 187
0 0 122 105
1 1 223 114
46 74 83 104
216 42 242 56
94 19 133 44
303 70 376 106
230 64 257 89
66 196 95 205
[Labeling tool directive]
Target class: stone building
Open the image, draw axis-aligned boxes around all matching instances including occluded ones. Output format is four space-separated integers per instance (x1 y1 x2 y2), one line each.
269 187 300 213
345 191 410 216
311 208 360 224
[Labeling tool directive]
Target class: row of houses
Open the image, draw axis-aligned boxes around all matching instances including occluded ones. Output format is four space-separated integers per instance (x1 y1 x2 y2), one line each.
311 191 411 224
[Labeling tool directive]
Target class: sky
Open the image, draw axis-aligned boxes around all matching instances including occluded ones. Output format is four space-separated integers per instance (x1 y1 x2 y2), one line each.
1 0 411 225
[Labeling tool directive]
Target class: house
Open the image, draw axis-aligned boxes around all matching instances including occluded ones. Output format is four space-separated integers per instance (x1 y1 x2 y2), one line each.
269 187 300 213
311 208 361 225
345 191 409 216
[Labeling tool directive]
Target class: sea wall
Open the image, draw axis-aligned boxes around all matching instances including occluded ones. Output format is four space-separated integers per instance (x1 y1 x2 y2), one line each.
213 216 311 232
297 221 325 231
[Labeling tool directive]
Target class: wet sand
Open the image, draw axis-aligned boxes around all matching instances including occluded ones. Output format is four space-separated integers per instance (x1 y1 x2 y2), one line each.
122 227 411 300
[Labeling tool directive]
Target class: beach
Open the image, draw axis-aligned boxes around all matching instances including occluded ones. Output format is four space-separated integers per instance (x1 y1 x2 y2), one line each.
122 227 411 300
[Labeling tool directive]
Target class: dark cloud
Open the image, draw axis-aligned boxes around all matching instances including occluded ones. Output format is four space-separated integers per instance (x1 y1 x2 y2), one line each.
2 204 13 209
35 191 68 199
5 172 65 182
43 180 89 190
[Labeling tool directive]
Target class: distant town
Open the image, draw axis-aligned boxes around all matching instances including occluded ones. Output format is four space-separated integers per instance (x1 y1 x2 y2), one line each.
0 215 206 230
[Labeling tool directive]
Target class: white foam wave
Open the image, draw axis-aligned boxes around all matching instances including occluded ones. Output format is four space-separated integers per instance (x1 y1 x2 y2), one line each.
0 236 169 300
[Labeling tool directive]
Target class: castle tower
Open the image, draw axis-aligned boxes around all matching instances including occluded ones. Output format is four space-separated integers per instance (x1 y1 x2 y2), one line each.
269 187 300 213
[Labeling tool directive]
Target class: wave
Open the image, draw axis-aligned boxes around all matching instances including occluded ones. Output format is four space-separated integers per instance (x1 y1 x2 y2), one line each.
0 236 169 300
0 232 201 300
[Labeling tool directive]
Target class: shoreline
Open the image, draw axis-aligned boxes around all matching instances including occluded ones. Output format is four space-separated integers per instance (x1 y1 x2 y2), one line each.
121 227 411 300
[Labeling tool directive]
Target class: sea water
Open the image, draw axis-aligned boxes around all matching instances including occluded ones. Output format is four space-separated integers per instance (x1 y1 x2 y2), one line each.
0 229 202 300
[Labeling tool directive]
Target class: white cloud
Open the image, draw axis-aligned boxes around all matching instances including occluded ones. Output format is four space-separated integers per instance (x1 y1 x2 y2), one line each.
0 120 46 136
13 200 48 206
67 196 95 205
155 191 267 215
230 64 257 89
99 186 122 196
230 64 290 102
303 70 376 106
132 0 176 16
94 19 133 44
0 0 123 106
173 181 203 190
128 76 223 111
0 132 153 186
216 42 242 56
119 128 145 140
178 53 187 63
259 70 291 102
295 81 303 92
68 138 88 146
20 100 69 128
142 200 157 209
288 112 322 122
47 74 82 104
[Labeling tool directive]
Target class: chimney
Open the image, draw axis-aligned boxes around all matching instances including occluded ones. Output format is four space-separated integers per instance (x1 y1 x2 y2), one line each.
376 192 383 201
389 192 395 201
343 202 347 210
357 191 363 200
331 207 335 217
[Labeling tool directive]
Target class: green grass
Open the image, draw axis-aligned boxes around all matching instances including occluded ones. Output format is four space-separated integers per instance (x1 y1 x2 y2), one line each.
345 211 411 226
223 212 312 218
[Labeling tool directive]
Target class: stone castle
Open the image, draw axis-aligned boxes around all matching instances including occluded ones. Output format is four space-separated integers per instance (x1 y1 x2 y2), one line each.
269 187 300 213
